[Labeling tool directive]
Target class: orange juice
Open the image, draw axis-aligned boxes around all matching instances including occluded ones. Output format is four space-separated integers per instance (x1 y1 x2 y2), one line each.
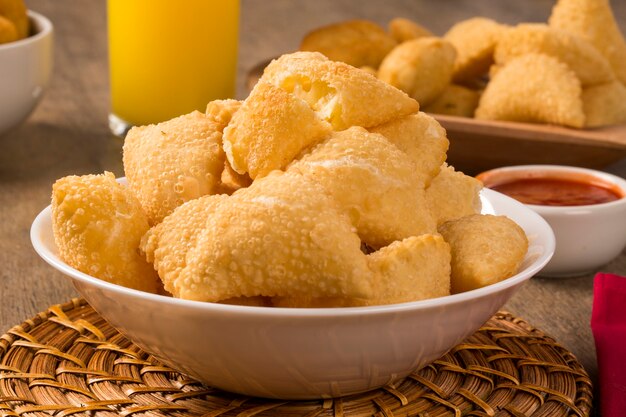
107 0 239 128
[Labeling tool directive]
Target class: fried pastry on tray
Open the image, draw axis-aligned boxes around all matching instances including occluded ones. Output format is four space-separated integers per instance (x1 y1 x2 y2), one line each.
299 19 397 69
273 234 451 307
582 81 626 127
288 127 436 248
426 164 482 226
369 112 449 185
494 23 615 87
223 81 331 179
378 37 457 106
439 214 528 294
388 18 434 43
423 84 480 118
123 110 227 225
261 51 419 130
52 172 161 293
549 0 626 85
444 17 508 83
475 54 585 128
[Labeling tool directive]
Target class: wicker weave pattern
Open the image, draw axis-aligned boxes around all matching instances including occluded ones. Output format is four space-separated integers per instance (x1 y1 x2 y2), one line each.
0 299 592 417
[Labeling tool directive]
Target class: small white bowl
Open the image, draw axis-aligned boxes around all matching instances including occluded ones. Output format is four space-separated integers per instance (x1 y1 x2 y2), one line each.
478 165 626 277
31 189 554 399
0 10 53 135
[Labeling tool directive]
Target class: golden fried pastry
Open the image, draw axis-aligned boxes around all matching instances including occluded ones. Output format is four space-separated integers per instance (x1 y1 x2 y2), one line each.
444 17 508 83
274 234 451 307
288 127 436 248
439 214 528 293
52 172 161 293
423 84 480 117
0 15 18 44
388 18 433 43
378 37 457 106
475 54 585 128
299 19 397 69
494 23 615 87
369 112 449 185
205 99 241 130
0 0 28 39
582 81 626 127
218 159 252 194
262 51 419 130
141 194 229 296
144 171 374 302
549 0 626 85
222 81 331 179
426 164 482 226
123 110 226 225
358 66 378 77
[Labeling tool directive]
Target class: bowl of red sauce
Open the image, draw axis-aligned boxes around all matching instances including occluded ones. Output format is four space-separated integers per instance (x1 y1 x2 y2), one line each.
477 165 626 277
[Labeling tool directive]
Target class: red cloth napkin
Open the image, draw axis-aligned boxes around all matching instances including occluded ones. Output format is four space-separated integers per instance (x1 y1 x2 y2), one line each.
591 273 626 417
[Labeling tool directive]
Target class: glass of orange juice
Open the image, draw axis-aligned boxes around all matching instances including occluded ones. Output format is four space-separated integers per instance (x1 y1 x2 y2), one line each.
107 0 239 136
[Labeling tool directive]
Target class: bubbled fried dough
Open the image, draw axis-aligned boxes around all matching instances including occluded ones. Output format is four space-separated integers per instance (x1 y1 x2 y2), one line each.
444 17 508 83
549 0 626 85
262 51 419 130
426 164 482 226
51 172 161 293
494 23 615 87
273 234 451 307
299 19 397 69
378 37 457 107
369 112 449 185
439 215 528 293
582 81 626 127
222 81 331 179
147 171 375 303
475 54 585 128
388 18 434 43
288 127 436 249
123 110 227 225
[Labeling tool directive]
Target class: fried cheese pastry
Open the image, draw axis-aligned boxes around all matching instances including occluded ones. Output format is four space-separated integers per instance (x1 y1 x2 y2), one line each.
52 172 161 293
0 0 28 39
288 127 436 248
205 99 241 130
262 51 419 130
273 234 451 307
388 18 434 43
494 23 615 87
439 214 528 293
222 81 331 179
144 171 374 302
444 17 508 83
0 15 18 44
582 81 626 127
299 19 397 69
549 0 626 85
475 54 585 128
426 164 482 226
123 110 227 225
378 37 457 106
369 112 449 185
423 84 480 117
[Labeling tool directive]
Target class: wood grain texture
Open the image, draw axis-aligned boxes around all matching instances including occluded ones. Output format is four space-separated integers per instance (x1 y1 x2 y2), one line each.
2 1 626 415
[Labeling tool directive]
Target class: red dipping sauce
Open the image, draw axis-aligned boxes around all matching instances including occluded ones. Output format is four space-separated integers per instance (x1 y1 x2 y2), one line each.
491 178 622 206
477 168 625 207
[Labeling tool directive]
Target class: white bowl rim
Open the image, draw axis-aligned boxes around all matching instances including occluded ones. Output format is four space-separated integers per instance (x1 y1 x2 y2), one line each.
0 10 53 51
478 164 626 212
31 187 555 318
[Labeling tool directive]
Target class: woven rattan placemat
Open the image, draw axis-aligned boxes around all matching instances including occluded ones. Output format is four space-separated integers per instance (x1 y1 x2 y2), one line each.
0 299 592 417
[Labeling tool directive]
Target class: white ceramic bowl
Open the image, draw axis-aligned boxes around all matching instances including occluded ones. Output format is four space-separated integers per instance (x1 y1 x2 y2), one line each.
31 188 554 399
478 165 626 277
0 11 53 135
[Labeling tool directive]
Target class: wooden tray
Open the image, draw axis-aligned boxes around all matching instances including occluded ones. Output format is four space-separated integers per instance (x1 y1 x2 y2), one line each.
247 59 626 176
0 299 592 416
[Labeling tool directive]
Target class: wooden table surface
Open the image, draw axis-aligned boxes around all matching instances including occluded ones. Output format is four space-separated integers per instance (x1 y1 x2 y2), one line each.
3 0 626 414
